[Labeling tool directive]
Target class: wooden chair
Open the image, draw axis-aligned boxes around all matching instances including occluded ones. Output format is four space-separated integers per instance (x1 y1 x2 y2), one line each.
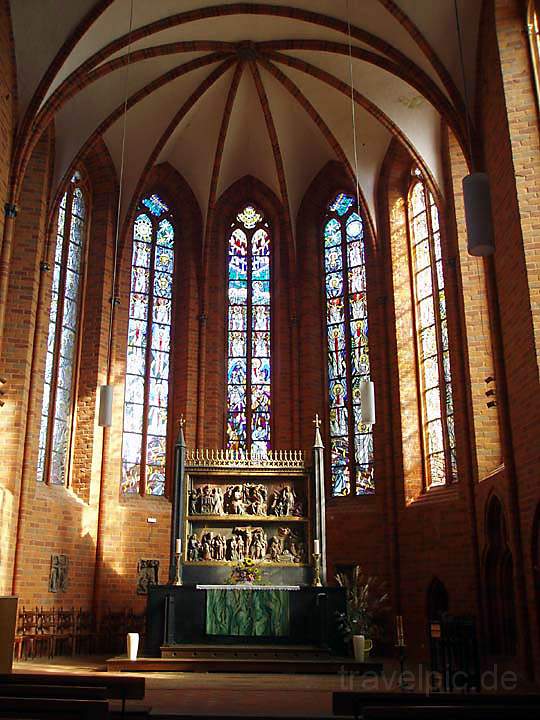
52 607 75 656
34 606 56 658
74 607 95 655
13 607 38 660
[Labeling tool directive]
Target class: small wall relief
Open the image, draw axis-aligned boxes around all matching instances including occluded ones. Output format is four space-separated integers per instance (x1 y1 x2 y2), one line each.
48 554 69 593
137 559 159 594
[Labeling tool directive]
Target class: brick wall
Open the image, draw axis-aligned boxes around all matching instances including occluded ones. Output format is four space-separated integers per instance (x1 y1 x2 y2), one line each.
474 0 540 676
376 142 480 662
0 129 53 597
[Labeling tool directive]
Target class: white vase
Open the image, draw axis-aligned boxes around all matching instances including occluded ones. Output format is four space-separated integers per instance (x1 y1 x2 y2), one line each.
352 634 373 662
127 632 139 661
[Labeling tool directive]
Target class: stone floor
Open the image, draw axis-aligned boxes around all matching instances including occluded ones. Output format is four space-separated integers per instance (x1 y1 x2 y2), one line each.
12 654 399 716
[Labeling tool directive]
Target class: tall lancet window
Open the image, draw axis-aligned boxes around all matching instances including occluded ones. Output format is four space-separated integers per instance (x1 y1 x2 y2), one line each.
37 172 87 485
121 194 175 496
408 169 456 487
226 205 271 456
323 193 374 497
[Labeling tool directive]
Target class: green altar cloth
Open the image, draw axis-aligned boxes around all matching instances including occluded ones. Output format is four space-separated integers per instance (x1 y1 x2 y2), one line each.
206 588 290 636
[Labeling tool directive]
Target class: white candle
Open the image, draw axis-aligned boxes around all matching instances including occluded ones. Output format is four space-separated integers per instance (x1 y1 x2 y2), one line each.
313 539 320 555
175 538 182 555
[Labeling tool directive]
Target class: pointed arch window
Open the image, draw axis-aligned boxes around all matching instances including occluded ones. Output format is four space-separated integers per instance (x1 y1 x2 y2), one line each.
226 205 271 456
323 193 374 497
121 194 175 496
37 173 87 485
408 169 456 487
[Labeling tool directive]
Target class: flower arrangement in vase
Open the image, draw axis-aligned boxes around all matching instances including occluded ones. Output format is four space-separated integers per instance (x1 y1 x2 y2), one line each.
230 558 263 584
335 565 390 659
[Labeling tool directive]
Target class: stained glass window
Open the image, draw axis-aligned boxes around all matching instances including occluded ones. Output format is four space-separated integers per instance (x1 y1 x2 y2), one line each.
408 170 456 487
323 194 374 496
121 194 174 496
37 174 86 485
226 205 271 456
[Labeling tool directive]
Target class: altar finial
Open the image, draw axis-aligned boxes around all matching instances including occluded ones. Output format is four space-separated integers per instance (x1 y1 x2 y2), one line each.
313 413 324 449
176 415 186 447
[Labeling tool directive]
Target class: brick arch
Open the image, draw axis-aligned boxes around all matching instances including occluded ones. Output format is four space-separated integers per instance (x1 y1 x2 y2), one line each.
200 174 297 450
482 493 517 656
426 576 449 620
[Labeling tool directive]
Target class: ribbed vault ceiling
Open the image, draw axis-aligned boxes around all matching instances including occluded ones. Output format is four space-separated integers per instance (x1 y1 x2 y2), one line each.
9 0 482 234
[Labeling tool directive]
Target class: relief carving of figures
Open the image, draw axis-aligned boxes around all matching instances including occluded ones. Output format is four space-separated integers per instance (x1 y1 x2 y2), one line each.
226 485 246 514
269 486 296 516
201 533 214 561
268 536 282 562
187 533 200 561
278 527 306 563
189 487 201 515
249 528 267 560
246 484 267 516
200 485 214 514
213 534 226 560
186 526 304 564
212 487 224 514
136 559 159 594
48 554 69 593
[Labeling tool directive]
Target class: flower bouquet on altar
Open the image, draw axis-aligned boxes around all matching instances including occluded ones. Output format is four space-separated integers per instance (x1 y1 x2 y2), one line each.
230 558 263 584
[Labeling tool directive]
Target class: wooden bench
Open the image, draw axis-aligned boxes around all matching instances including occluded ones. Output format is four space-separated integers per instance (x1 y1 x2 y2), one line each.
361 706 540 720
0 672 145 717
333 692 540 719
0 695 108 719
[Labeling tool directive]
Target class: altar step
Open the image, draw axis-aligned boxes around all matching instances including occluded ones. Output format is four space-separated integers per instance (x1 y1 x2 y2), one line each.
160 643 332 660
106 653 382 675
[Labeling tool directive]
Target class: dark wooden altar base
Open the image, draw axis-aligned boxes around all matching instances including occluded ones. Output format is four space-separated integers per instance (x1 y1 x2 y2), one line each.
161 642 333 659
106 653 383 675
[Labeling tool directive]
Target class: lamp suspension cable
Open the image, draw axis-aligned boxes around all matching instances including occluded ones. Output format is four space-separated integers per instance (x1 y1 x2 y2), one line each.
99 0 135 427
346 0 375 426
454 0 474 171
454 0 496 257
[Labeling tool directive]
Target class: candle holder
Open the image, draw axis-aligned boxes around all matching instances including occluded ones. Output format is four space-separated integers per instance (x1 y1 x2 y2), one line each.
312 552 322 587
395 642 410 691
173 552 183 586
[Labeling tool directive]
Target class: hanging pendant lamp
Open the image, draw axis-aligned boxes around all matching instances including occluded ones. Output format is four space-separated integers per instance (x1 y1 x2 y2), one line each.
454 0 495 256
347 0 375 426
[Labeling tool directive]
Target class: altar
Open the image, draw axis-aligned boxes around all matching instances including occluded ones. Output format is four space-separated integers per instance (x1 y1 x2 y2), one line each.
142 423 353 664
145 584 348 656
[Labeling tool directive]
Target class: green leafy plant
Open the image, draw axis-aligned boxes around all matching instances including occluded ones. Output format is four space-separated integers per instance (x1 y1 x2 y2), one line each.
335 566 390 642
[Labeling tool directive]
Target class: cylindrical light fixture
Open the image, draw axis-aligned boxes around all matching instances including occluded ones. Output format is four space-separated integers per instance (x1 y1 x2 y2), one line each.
98 384 114 427
360 379 375 425
463 172 495 256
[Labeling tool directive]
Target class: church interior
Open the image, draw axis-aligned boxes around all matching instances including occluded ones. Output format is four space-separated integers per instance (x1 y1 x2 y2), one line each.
1 0 540 716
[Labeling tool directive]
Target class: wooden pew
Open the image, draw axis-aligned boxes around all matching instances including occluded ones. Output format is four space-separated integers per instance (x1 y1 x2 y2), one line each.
0 683 107 699
333 692 540 719
0 672 145 717
0 696 108 719
362 706 540 720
